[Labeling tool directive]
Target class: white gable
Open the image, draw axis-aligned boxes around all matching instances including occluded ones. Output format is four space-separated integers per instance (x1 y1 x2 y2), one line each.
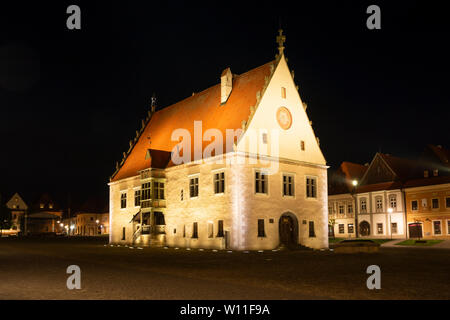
236 55 326 166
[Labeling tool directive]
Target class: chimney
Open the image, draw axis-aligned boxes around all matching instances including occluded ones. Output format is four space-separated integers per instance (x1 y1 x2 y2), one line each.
220 68 232 104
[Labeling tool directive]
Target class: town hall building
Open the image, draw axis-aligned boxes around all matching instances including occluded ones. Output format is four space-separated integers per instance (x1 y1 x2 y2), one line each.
108 30 329 250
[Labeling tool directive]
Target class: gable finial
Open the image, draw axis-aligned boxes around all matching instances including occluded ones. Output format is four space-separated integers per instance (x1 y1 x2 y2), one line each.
276 28 286 57
151 93 157 113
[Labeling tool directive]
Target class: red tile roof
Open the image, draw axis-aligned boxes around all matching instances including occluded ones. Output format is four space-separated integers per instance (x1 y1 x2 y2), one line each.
403 175 450 188
111 60 276 182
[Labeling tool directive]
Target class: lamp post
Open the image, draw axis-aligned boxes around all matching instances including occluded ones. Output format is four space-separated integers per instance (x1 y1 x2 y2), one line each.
351 180 358 238
387 207 393 240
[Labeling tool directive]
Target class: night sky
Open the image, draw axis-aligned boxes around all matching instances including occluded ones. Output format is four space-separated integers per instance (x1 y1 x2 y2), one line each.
0 1 449 206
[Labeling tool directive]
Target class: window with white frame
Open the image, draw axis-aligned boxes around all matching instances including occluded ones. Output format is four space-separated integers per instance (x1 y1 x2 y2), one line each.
255 171 268 194
376 196 383 212
433 220 442 235
339 205 344 214
360 198 367 213
120 193 127 209
282 174 294 196
306 177 317 198
389 195 397 209
338 224 345 234
377 223 383 234
214 172 225 194
348 224 354 233
189 177 199 198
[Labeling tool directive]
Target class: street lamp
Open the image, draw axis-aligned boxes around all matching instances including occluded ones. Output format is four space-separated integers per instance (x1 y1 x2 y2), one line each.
96 220 99 224
351 180 359 238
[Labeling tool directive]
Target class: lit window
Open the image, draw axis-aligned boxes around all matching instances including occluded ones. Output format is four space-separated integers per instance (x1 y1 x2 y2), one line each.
281 87 286 99
306 177 317 198
214 172 225 194
377 223 383 234
255 171 268 194
189 177 199 198
282 174 294 196
141 182 151 208
120 193 127 209
348 224 354 234
433 169 438 177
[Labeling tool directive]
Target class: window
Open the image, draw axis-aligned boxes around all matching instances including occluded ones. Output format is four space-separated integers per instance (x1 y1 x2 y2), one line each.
141 182 151 201
446 197 450 208
283 174 294 196
120 193 127 209
255 171 268 194
207 222 213 238
300 140 305 151
328 206 333 215
433 221 442 235
134 190 141 207
281 87 286 99
309 221 316 237
122 227 126 240
257 219 266 237
154 212 165 225
217 220 224 237
348 224 354 233
214 172 225 194
376 197 383 212
154 182 165 200
183 225 186 238
360 198 367 212
189 177 199 198
192 222 198 238
306 177 317 198
432 198 439 209
339 205 344 214
339 224 345 234
447 221 450 235
180 189 184 201
433 169 438 177
377 223 383 235
49 203 53 209
262 133 268 144
347 204 353 214
389 195 397 209
391 222 398 234
411 200 418 211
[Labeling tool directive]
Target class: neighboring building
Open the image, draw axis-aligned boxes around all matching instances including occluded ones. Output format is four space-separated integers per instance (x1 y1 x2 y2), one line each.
76 213 109 236
108 31 329 250
403 145 450 239
6 192 28 233
328 162 367 238
26 193 64 235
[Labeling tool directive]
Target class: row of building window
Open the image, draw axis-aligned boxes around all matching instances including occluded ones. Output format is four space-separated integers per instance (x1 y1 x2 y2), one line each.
359 195 397 213
120 172 318 208
329 203 353 215
431 220 450 235
411 197 450 211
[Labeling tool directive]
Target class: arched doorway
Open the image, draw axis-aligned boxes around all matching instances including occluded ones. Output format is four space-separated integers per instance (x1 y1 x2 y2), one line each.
359 221 371 236
279 212 299 247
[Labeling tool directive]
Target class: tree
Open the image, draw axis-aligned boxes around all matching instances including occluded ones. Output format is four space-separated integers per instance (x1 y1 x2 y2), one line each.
328 218 336 239
0 196 12 236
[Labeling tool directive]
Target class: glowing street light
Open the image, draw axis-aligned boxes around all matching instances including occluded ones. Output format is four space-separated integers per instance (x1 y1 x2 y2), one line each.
96 219 99 224
352 180 358 186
